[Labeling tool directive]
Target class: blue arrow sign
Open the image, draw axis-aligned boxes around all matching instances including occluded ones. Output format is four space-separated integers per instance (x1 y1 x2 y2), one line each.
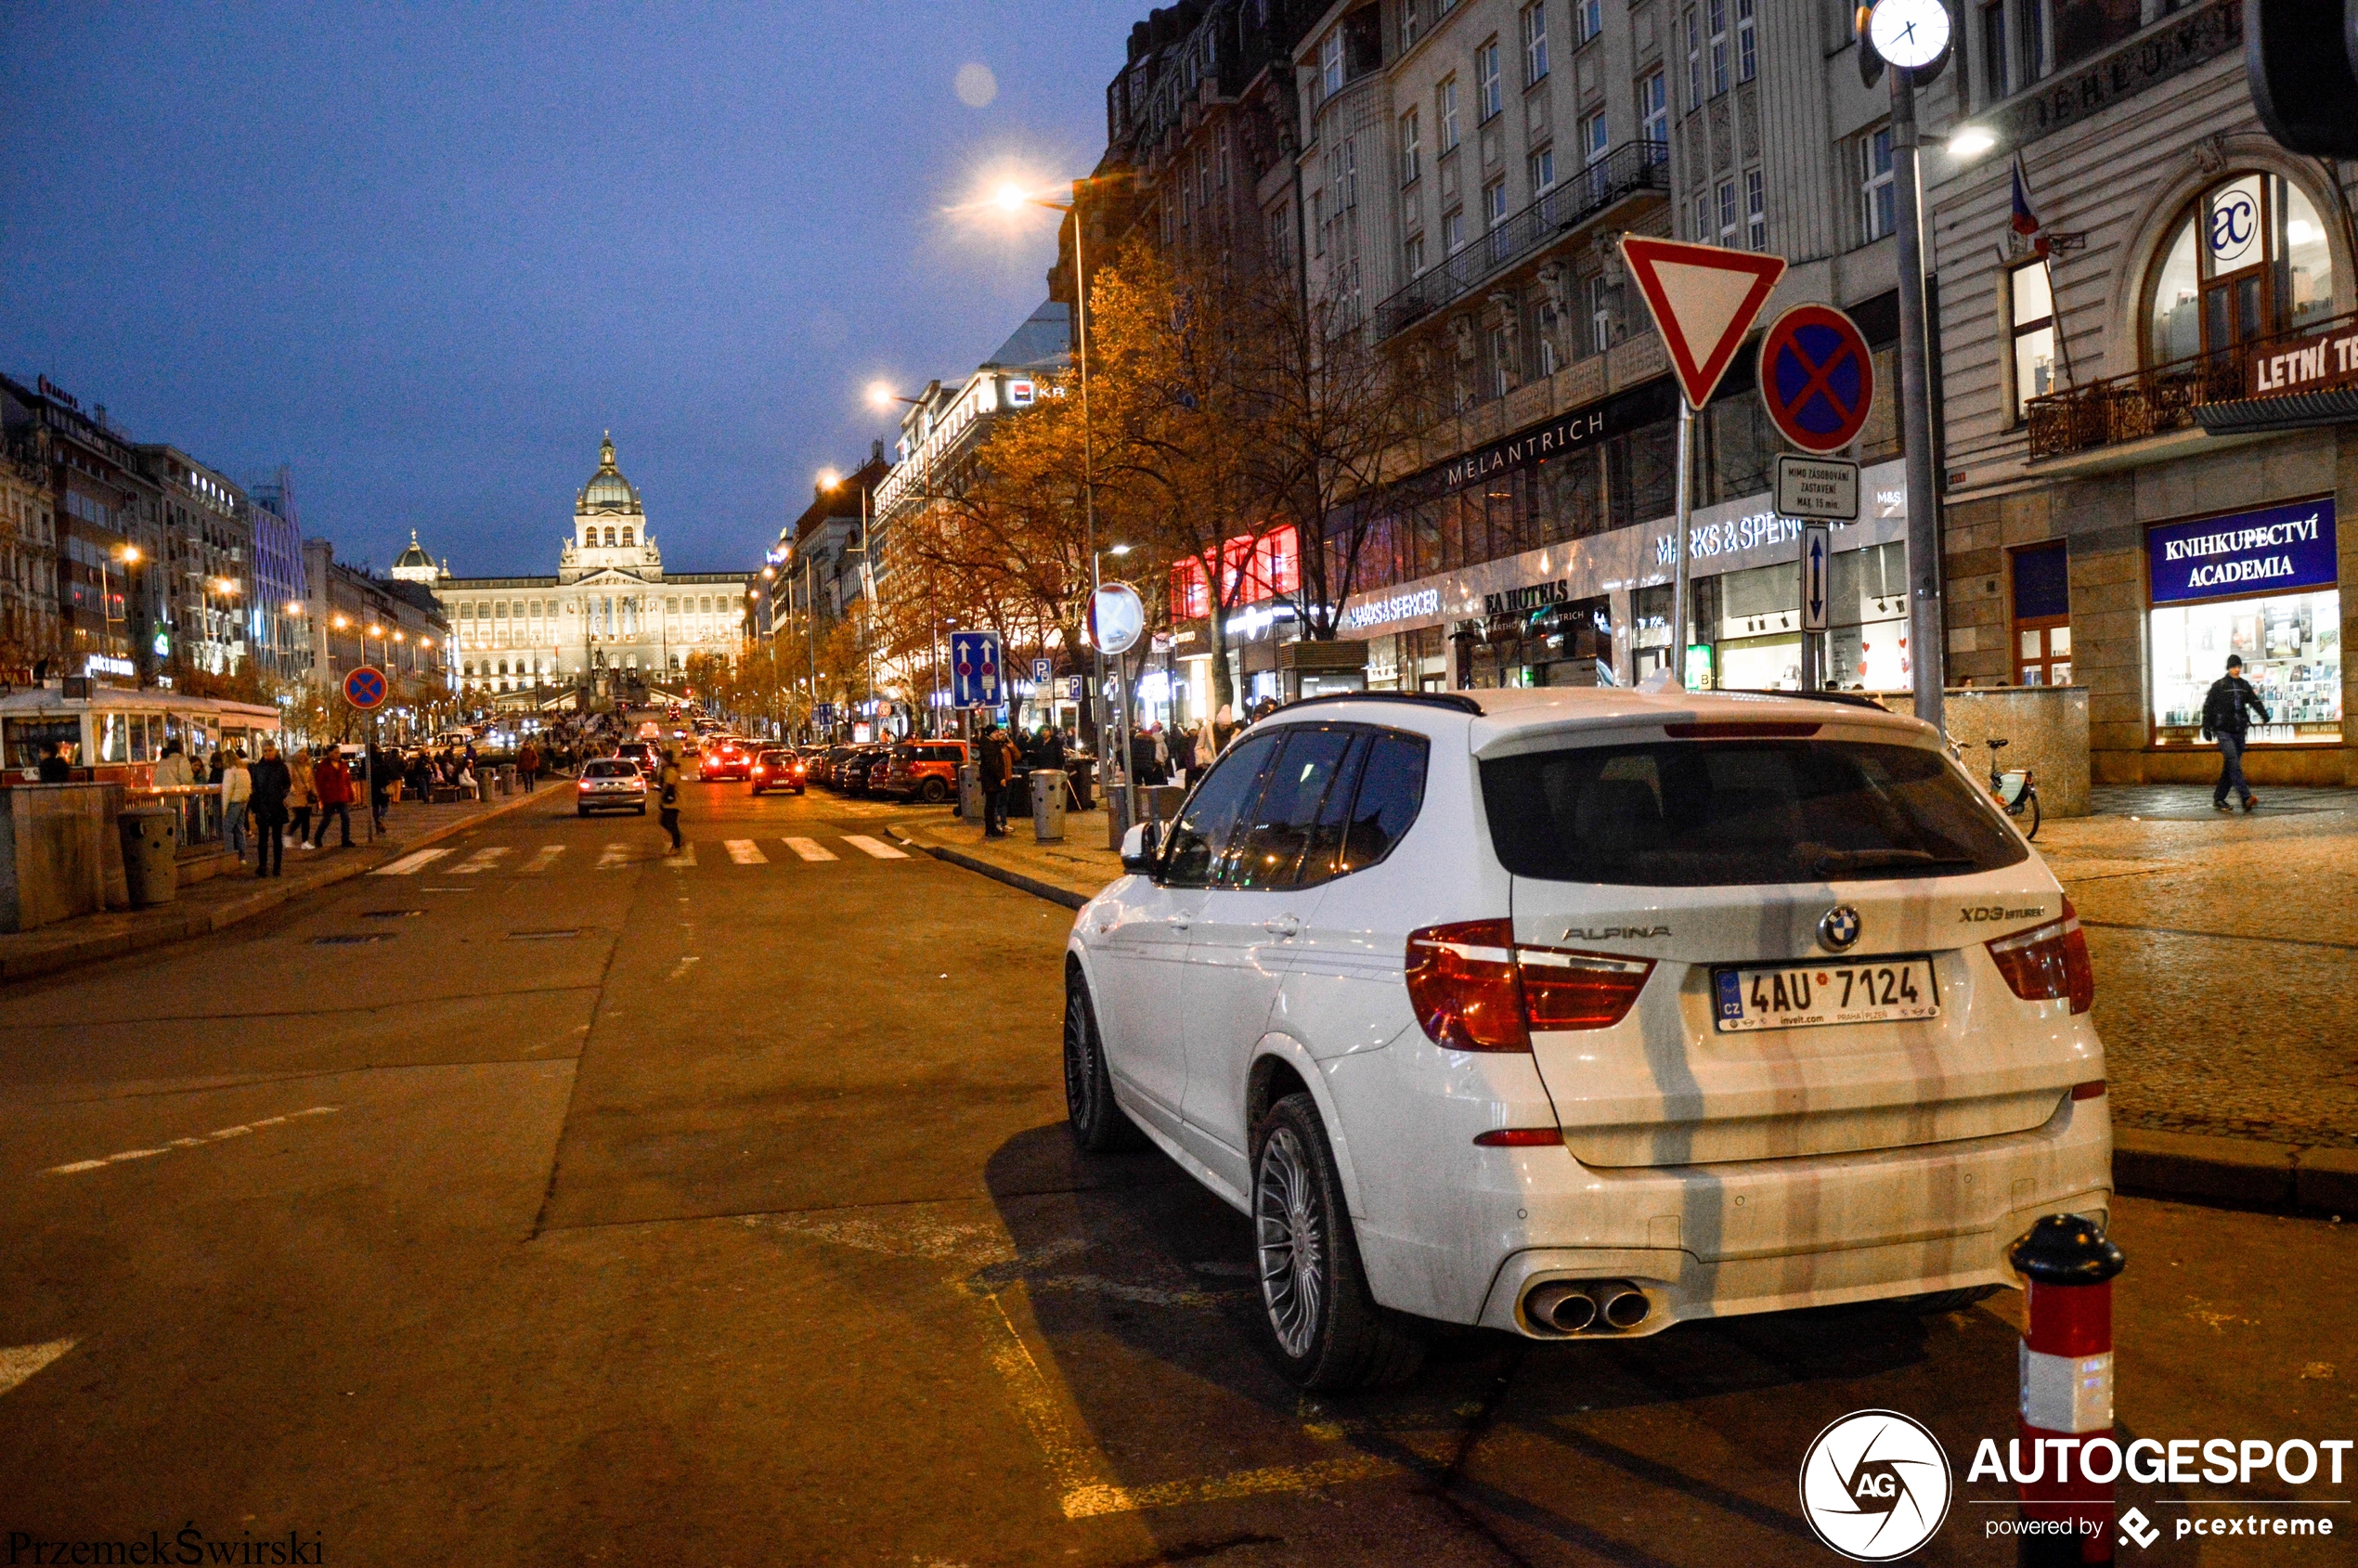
1801 525 1832 632
950 630 1003 706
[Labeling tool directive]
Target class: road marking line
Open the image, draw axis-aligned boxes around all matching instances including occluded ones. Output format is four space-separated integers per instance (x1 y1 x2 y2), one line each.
843 835 907 860
596 843 631 870
724 838 767 865
40 1107 341 1177
0 1339 74 1399
668 955 701 980
372 848 452 876
1062 1455 1393 1519
668 842 696 868
784 837 836 862
520 845 567 875
447 846 512 875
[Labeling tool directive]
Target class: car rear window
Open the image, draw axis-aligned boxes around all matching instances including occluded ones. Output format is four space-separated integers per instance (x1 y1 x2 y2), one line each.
584 760 638 778
1482 739 2028 886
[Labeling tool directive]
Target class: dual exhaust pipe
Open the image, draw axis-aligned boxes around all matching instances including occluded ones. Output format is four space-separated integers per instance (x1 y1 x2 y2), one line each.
1523 1278 1652 1336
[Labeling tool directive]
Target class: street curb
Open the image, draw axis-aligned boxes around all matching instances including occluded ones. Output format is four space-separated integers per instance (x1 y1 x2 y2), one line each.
885 825 1090 911
2111 1127 2352 1217
879 831 2355 1219
0 784 552 987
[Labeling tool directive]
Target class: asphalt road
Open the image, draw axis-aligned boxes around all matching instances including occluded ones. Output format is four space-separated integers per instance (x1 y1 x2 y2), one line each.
0 778 2349 1566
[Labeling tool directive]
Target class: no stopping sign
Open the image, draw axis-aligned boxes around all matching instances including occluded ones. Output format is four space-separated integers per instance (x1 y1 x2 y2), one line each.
1758 304 1876 455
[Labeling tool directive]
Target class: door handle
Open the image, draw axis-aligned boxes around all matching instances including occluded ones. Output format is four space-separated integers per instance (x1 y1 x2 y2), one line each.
1263 914 1301 937
1169 913 1192 931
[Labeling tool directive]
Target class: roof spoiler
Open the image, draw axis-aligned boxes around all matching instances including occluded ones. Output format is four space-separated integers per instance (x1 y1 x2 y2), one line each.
1716 688 1896 712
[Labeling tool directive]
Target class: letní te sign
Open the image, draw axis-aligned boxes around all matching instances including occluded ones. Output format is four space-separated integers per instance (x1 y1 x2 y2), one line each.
2146 499 2337 605
2248 323 2358 397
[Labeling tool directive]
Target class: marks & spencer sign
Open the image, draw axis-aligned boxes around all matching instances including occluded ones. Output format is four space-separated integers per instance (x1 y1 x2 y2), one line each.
2147 499 2337 605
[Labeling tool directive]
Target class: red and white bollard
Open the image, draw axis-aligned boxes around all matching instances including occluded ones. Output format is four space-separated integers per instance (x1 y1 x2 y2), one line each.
2009 1212 2128 1565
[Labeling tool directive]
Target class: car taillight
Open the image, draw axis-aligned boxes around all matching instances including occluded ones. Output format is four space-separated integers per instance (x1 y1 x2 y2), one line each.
1985 898 2094 1015
577 780 591 791
1405 919 1655 1053
752 767 766 775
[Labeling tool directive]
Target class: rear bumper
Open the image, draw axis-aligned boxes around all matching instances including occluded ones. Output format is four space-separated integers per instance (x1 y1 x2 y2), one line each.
1354 1088 2111 1335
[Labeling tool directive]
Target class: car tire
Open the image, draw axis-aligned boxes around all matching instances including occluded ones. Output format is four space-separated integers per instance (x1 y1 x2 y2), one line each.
1063 972 1146 1154
636 804 647 815
1250 1092 1426 1391
918 776 949 804
577 806 590 817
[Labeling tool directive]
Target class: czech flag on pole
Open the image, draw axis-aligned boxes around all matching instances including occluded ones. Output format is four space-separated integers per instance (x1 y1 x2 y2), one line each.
2011 158 2051 257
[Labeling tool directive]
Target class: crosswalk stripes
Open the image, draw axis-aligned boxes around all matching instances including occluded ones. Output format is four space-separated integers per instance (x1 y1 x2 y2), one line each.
723 838 768 865
447 846 512 875
519 845 567 875
783 836 836 862
596 843 631 870
667 841 697 868
842 835 908 861
372 848 453 876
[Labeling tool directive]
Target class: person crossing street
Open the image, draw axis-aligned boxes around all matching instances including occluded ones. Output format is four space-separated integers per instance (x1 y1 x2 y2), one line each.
656 748 683 854
2201 653 2270 812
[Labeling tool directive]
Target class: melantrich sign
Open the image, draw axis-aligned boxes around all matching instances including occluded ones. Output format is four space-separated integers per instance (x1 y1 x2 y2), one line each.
2147 499 2337 604
1437 382 1673 491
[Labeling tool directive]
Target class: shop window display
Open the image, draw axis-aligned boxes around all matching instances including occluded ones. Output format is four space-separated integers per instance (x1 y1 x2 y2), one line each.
2151 590 2340 745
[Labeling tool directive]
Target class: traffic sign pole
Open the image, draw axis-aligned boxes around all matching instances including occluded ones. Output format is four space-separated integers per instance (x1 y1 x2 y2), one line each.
1673 397 1694 691
1889 52 1948 731
1801 523 1832 692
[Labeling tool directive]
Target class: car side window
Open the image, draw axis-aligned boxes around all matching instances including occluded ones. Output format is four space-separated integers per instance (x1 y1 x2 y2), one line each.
1160 732 1283 888
1223 727 1357 889
1338 732 1430 874
1295 733 1371 888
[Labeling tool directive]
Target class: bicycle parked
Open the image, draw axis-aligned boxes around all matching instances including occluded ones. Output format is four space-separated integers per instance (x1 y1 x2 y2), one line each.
1982 737 2041 839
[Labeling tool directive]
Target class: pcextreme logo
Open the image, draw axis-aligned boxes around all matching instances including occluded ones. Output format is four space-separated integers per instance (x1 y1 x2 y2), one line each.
1798 1409 1953 1562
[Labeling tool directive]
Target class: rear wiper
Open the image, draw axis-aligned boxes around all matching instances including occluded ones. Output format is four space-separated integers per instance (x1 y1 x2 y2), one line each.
1801 848 1983 876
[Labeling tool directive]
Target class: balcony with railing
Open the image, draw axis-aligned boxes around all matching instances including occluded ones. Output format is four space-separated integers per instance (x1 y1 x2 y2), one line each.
1374 138 1670 343
2026 308 2358 461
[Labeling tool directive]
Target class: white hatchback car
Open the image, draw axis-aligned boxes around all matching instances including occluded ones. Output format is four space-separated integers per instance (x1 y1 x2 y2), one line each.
1063 688 2109 1389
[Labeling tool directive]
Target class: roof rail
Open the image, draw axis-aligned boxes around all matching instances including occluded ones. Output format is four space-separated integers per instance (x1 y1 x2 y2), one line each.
1717 688 1896 712
1271 690 1486 718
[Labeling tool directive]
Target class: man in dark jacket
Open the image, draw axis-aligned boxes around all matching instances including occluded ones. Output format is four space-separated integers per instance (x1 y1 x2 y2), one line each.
978 727 1014 838
2201 653 2269 812
247 742 292 876
35 741 71 784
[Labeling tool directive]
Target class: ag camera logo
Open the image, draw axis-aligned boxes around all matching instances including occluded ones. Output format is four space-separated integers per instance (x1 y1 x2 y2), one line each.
1799 1409 1952 1562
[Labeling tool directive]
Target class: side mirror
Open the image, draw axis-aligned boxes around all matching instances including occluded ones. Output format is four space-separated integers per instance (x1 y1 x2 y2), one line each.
1120 820 1160 876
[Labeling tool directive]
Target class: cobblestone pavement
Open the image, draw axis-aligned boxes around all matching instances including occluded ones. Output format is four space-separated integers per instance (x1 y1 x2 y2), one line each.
2045 784 2358 1149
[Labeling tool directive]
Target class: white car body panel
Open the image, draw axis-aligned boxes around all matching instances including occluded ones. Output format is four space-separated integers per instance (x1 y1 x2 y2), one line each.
1069 688 2113 1339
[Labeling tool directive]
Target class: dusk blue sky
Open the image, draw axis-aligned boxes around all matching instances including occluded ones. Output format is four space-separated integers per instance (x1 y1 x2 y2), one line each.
0 3 1121 577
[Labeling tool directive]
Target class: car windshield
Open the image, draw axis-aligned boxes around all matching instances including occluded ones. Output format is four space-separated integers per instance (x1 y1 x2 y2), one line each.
584 760 640 779
1482 739 2028 887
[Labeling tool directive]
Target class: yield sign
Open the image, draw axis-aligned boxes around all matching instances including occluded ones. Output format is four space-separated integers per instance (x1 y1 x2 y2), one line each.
1619 237 1787 408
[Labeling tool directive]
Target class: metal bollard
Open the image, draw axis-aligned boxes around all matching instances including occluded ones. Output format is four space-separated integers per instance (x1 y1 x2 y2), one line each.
2009 1212 2126 1565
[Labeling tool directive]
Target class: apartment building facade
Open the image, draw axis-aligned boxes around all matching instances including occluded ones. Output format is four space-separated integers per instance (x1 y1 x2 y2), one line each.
1928 0 2354 784
1234 0 1946 698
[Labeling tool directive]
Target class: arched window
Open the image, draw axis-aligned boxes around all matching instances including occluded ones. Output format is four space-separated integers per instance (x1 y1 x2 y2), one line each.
2146 172 2336 369
604 527 617 547
621 527 634 547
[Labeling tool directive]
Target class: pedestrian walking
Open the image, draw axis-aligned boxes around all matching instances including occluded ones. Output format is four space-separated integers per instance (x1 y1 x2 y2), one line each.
1211 704 1237 755
313 749 355 848
150 741 191 789
518 739 541 792
285 747 316 849
1169 723 1198 783
221 748 253 860
656 749 683 854
2201 653 2270 812
978 726 1014 838
368 745 393 833
248 742 292 878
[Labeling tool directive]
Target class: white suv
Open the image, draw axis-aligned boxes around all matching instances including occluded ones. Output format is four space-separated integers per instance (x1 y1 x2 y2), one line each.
1063 688 2109 1389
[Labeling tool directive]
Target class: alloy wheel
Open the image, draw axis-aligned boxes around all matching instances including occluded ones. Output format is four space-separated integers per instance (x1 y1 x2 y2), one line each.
1063 992 1098 1128
1255 1126 1325 1358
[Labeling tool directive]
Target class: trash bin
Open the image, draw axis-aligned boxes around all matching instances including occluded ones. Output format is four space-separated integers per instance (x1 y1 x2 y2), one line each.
1030 769 1067 843
957 762 984 823
118 805 178 907
476 771 492 803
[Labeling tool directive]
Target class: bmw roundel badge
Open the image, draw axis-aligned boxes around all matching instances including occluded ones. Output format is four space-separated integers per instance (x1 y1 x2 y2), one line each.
1818 905 1862 952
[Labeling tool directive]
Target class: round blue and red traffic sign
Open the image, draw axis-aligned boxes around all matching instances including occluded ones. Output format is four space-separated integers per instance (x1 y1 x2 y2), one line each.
1758 304 1875 455
343 665 388 710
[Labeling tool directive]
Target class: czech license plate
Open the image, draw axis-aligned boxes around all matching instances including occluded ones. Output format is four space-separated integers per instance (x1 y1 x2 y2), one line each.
1712 958 1938 1032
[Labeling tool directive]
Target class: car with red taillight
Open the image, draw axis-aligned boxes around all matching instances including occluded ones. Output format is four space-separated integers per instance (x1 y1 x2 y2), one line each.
748 747 806 796
874 740 968 804
1059 688 2109 1390
699 739 753 782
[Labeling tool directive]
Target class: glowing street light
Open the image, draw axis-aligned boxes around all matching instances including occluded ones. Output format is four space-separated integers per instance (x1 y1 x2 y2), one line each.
816 467 841 490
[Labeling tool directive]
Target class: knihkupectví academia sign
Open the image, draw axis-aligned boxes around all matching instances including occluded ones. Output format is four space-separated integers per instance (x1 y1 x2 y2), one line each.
2147 499 2337 605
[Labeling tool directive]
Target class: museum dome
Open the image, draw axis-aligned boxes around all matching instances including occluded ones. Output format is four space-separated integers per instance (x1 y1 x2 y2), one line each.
577 433 642 514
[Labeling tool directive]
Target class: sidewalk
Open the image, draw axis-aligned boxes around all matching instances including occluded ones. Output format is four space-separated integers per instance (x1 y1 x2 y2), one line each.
887 809 1121 909
901 783 2358 1215
0 782 554 984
